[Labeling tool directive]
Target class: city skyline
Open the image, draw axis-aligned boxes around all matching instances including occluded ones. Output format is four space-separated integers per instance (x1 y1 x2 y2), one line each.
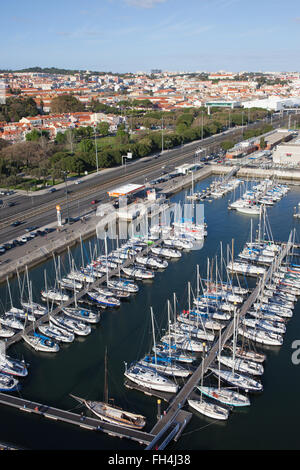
2 0 300 73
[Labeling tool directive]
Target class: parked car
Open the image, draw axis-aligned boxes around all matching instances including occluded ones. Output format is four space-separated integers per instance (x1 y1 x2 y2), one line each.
0 245 6 254
48 188 57 193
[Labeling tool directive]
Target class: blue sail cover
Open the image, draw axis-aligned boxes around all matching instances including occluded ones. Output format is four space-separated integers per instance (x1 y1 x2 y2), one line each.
144 355 173 364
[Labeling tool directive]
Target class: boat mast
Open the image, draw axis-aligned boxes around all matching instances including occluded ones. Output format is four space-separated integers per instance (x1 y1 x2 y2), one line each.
150 307 157 374
6 277 13 310
104 347 108 404
218 330 221 391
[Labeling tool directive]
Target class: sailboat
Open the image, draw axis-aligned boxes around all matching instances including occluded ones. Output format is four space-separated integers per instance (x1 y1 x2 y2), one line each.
139 305 191 378
198 332 250 407
71 349 146 430
210 310 263 392
0 373 19 392
188 357 229 420
22 331 60 353
0 348 28 377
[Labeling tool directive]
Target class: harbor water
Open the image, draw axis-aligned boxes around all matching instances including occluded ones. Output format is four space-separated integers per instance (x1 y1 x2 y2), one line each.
1 175 300 450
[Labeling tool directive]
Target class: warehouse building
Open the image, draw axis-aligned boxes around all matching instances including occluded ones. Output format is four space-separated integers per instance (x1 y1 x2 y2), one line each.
226 129 294 159
242 96 300 111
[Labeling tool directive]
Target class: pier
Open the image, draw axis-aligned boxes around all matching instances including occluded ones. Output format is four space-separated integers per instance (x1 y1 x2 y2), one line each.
145 238 292 449
5 237 164 349
0 237 293 449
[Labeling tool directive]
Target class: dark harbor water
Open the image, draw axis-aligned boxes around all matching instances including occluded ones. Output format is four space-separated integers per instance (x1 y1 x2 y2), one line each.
1 176 300 451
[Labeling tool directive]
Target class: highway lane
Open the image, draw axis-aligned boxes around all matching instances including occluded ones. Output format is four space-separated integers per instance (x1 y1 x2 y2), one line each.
0 122 259 220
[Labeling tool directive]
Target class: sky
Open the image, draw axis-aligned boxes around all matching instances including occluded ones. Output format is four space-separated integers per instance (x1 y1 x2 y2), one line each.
1 0 300 73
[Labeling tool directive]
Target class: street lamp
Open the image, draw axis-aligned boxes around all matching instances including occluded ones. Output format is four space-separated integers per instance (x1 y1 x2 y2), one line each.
62 171 70 224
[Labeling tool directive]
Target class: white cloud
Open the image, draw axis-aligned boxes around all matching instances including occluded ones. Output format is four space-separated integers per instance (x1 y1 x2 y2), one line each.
124 0 167 8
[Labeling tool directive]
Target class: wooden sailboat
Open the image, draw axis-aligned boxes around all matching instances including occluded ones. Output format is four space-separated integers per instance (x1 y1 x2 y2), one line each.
71 349 146 430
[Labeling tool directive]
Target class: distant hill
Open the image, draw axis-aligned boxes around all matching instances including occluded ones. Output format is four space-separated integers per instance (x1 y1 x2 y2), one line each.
0 67 116 76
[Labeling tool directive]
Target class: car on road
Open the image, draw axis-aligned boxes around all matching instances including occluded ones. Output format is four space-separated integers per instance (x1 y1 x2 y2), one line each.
11 220 22 227
25 226 38 232
48 188 57 193
91 200 98 205
7 202 16 207
64 217 80 224
75 180 82 185
3 243 13 250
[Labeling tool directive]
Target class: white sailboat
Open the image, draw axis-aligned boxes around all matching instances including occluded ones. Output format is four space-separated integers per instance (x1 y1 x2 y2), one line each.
188 358 229 420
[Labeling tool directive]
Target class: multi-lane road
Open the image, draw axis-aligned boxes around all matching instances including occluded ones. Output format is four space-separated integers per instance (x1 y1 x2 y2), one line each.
0 117 284 245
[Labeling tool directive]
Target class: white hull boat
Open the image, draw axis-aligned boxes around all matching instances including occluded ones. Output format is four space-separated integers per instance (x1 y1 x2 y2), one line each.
124 363 178 393
198 386 250 407
188 398 229 420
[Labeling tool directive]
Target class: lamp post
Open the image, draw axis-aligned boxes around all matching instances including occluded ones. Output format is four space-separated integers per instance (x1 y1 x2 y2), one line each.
122 155 127 173
62 171 70 224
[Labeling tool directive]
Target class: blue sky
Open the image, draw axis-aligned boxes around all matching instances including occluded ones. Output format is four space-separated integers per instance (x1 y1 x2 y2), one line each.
1 0 300 72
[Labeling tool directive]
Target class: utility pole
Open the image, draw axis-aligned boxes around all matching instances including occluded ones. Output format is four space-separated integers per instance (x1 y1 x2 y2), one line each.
242 111 244 137
161 116 164 152
201 110 204 140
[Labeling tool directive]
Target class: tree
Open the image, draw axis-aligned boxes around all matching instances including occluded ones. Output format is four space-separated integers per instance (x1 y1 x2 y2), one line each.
50 94 85 114
260 137 266 149
221 140 234 151
55 132 67 145
97 121 110 136
26 129 49 141
0 96 39 122
116 129 129 145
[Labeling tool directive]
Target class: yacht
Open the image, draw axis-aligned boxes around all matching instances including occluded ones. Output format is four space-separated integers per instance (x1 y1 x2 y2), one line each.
138 355 191 378
124 362 178 393
0 354 28 377
0 373 19 392
62 307 101 324
49 314 91 336
188 397 229 420
70 395 146 430
209 367 263 392
198 386 250 407
38 322 75 343
22 332 60 353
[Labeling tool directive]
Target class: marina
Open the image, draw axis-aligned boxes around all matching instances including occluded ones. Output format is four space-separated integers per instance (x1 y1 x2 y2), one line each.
0 174 300 450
